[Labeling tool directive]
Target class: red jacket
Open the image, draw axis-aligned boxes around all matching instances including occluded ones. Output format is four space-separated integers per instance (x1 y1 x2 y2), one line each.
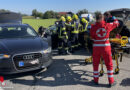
90 20 119 47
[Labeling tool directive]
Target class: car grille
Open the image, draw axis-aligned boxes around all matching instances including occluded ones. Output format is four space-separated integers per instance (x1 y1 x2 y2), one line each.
13 53 42 70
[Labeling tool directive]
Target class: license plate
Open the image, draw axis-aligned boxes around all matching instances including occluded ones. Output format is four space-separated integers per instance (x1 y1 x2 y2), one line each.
19 61 24 67
30 59 39 65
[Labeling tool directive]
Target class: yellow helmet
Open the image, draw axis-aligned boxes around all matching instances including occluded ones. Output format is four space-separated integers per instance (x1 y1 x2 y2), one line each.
81 18 86 23
72 14 78 20
60 16 66 21
66 16 72 22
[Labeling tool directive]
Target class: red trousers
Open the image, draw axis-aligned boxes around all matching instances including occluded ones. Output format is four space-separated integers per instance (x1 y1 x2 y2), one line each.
0 76 4 82
0 76 6 86
92 46 114 84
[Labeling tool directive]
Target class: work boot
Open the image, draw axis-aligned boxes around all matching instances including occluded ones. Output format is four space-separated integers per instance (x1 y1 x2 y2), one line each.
71 48 75 53
70 50 74 53
64 50 71 55
94 82 99 85
58 51 63 55
75 47 78 50
76 47 80 50
69 48 74 53
91 80 99 85
58 49 63 55
108 81 117 88
67 51 72 55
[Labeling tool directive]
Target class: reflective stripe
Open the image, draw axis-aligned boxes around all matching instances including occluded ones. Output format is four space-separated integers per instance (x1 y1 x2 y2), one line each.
62 28 65 30
78 43 81 46
63 32 67 34
94 38 109 42
58 47 62 49
94 75 99 77
65 48 68 50
71 31 79 34
58 36 63 38
110 23 113 25
115 21 118 23
108 70 113 73
93 43 110 47
108 75 113 78
94 71 98 74
66 36 68 39
71 45 75 48
73 45 78 47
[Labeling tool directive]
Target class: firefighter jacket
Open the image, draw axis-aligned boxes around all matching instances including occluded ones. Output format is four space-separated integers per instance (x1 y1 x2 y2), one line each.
57 21 68 39
80 20 88 33
65 22 72 40
71 19 80 34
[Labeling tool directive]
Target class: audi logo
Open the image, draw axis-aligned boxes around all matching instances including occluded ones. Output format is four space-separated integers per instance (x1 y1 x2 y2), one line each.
23 55 34 60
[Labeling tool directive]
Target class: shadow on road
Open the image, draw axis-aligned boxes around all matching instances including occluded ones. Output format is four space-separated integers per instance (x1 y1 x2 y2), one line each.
4 58 108 88
120 78 130 86
52 49 92 56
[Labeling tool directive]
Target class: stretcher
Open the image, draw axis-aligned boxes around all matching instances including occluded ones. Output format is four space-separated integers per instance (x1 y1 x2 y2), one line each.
85 36 128 76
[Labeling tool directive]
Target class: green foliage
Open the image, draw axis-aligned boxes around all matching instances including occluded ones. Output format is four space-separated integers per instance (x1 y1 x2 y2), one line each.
32 9 59 19
22 19 57 31
94 11 102 16
0 9 10 13
77 9 88 16
43 11 52 19
32 9 38 18
43 10 59 19
37 12 43 18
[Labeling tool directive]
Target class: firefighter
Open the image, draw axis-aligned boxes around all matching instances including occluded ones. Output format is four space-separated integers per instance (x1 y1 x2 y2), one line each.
79 18 88 48
71 14 80 52
65 16 73 52
57 16 69 55
90 13 119 87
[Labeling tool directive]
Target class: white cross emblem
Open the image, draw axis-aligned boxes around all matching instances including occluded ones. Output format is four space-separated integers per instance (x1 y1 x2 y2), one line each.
96 28 107 38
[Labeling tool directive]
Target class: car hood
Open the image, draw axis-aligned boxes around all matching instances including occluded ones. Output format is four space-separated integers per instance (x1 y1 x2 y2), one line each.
0 37 48 54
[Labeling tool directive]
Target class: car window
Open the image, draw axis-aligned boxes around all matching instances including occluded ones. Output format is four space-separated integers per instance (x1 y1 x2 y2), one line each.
0 25 38 39
27 28 37 36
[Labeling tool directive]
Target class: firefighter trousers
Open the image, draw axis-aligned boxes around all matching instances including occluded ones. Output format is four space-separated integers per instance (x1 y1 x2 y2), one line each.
71 34 79 50
79 32 85 48
58 38 68 53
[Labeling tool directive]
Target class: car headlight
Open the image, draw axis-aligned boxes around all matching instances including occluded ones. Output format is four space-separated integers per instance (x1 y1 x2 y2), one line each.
0 54 10 59
41 47 51 54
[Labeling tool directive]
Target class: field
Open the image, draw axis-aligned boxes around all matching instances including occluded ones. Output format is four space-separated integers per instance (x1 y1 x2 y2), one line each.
22 19 57 32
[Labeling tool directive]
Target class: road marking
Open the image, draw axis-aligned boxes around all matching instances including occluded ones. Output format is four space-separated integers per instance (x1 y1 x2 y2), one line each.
0 87 4 90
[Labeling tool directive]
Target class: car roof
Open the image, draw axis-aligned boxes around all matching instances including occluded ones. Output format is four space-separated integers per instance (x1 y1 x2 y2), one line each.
0 24 30 27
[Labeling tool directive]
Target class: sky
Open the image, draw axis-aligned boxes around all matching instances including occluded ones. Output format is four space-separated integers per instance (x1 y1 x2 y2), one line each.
0 0 130 15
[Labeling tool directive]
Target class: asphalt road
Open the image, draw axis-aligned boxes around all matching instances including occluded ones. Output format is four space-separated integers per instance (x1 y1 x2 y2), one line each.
0 49 130 90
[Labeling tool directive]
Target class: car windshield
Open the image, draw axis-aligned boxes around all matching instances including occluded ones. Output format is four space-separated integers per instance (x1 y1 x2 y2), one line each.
126 21 130 29
0 25 38 39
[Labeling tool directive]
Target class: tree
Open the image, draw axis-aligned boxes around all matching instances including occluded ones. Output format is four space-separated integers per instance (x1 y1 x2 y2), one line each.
31 10 59 19
42 10 59 19
37 12 43 18
77 9 88 16
94 11 102 16
43 11 52 19
32 9 38 18
55 12 60 19
0 9 10 13
94 11 102 19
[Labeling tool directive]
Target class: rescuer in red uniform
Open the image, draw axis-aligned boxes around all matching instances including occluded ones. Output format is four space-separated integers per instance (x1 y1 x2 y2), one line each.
90 13 119 87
